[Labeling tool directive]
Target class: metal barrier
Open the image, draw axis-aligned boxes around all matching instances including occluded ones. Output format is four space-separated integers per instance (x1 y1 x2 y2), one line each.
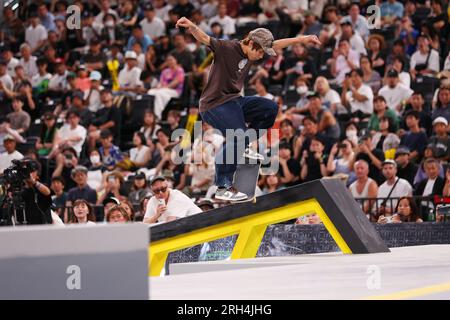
354 196 444 222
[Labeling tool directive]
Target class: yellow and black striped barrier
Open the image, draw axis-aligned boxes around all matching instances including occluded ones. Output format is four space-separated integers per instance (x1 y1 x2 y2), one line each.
149 179 389 276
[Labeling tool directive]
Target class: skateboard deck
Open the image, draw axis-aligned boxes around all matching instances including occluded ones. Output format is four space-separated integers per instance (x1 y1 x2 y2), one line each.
232 162 261 203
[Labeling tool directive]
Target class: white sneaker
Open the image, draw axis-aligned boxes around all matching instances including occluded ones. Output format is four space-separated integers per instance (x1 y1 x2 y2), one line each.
243 148 264 161
215 187 248 202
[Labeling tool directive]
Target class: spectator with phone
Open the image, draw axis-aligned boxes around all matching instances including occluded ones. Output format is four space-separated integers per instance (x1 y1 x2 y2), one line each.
143 176 201 224
52 147 79 191
379 197 423 224
97 172 127 206
326 139 356 184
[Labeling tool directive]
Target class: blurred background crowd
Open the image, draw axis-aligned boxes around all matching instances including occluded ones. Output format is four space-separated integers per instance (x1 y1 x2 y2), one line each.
0 0 449 225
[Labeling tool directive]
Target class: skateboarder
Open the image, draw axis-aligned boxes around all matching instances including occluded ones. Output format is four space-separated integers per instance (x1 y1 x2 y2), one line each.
176 17 321 201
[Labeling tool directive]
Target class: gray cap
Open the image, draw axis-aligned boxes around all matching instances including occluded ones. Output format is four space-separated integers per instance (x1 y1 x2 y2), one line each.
248 28 276 56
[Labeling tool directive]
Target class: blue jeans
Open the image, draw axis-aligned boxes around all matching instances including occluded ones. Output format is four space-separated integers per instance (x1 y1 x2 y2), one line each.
200 96 278 188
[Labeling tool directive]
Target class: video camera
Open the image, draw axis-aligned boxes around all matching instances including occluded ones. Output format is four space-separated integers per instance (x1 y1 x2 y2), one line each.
2 159 36 190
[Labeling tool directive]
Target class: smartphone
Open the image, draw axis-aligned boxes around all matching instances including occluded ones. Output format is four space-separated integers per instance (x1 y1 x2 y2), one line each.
158 199 165 206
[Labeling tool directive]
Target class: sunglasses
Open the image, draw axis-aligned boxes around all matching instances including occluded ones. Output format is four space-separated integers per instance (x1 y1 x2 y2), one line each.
152 186 167 194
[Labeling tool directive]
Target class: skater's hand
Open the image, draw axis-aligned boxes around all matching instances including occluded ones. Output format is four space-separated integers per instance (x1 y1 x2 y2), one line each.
299 35 321 47
176 17 194 29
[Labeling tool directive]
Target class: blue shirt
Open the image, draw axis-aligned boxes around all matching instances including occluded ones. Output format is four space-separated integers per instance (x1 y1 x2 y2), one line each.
380 1 404 18
401 131 428 155
67 186 97 204
99 145 123 168
127 35 153 52
40 13 56 32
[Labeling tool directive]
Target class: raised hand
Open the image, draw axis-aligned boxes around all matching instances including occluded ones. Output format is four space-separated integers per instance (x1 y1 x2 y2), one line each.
300 35 321 46
176 17 194 29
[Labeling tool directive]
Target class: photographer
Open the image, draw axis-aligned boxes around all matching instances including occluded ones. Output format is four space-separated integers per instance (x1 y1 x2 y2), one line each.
7 159 53 225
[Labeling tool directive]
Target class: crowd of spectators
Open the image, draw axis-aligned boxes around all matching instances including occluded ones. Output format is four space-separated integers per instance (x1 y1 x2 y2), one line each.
0 0 449 226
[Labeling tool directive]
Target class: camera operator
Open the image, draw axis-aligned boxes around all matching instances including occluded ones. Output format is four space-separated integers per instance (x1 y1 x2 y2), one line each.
19 160 52 225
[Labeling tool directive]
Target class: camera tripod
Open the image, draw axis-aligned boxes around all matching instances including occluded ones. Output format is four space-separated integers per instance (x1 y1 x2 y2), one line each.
0 188 27 226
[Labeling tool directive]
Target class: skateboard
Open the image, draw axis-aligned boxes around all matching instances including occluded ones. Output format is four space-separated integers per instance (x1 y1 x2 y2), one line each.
232 162 261 203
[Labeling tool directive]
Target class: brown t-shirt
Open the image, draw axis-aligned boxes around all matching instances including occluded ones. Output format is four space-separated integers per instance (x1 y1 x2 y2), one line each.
199 38 253 113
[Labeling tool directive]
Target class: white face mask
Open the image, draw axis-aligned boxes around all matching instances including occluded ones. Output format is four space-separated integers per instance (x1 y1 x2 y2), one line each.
297 86 308 95
90 155 100 164
346 129 357 138
105 20 114 28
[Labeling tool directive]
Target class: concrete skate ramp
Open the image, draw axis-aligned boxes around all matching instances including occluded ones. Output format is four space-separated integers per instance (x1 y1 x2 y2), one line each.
151 245 450 300
149 179 389 276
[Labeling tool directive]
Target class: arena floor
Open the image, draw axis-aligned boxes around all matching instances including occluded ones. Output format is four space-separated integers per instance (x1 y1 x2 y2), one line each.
150 245 450 300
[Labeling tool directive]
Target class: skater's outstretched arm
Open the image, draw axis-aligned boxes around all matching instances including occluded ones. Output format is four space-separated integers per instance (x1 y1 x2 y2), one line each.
176 17 211 46
273 35 321 50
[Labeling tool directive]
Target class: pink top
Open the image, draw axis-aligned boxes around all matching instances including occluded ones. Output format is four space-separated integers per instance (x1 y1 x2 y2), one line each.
160 66 185 95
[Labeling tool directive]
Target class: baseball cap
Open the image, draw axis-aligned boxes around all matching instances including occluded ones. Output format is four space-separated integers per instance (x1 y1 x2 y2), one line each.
382 159 397 167
103 196 120 206
144 3 154 11
386 69 399 78
3 134 16 142
134 172 146 180
0 45 11 53
306 91 320 99
248 28 276 56
89 70 102 81
395 147 410 158
72 90 84 100
150 176 166 186
42 111 56 121
125 50 138 60
433 117 448 126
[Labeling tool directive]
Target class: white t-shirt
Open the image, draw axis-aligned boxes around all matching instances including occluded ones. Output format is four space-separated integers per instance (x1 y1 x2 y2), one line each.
399 71 411 88
25 24 48 51
87 87 103 113
130 145 151 164
410 49 440 73
378 83 413 114
335 49 360 84
58 124 87 156
118 66 142 89
7 57 19 77
48 71 69 91
154 4 172 22
31 72 52 88
0 150 24 173
335 32 367 56
0 73 14 91
140 17 166 40
209 15 236 35
144 189 202 222
345 84 374 115
20 56 38 79
377 177 412 210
